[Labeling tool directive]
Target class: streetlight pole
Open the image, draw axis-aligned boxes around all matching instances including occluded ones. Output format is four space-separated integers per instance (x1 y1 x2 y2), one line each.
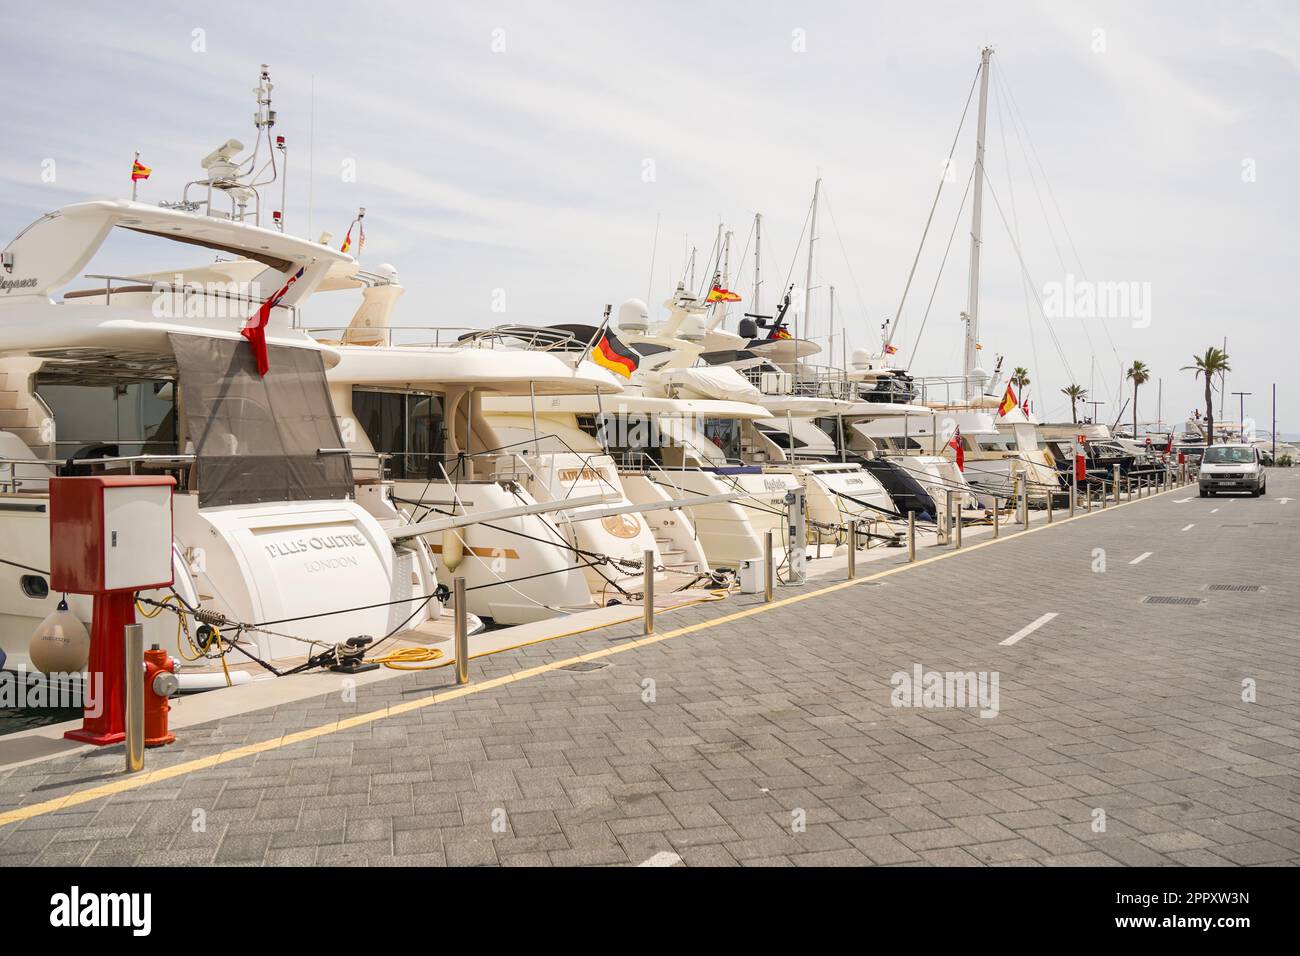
1084 400 1104 424
1231 391 1252 441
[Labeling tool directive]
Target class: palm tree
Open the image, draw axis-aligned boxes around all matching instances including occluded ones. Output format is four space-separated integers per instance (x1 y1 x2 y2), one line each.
1011 367 1031 391
1060 384 1088 423
1182 348 1231 445
1125 360 1150 438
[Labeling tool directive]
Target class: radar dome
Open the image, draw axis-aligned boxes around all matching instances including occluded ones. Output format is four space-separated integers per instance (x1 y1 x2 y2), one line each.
618 298 649 331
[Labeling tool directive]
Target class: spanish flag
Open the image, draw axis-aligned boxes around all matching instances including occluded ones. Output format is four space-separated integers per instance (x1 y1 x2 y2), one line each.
997 383 1018 418
590 330 640 379
766 324 792 341
884 343 898 355
131 158 151 182
706 285 741 303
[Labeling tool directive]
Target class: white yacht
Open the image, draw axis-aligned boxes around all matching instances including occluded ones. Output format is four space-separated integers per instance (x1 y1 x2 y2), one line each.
0 68 472 677
0 204 445 674
617 287 900 548
301 272 686 624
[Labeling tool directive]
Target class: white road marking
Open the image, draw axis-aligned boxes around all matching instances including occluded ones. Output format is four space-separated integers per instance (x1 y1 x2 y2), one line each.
1129 551 1153 565
999 612 1059 647
1174 497 1193 503
1276 497 1292 504
639 851 683 867
1181 523 1194 532
1210 508 1219 514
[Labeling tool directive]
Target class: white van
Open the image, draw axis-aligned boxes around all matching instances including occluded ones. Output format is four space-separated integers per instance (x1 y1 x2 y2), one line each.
1199 444 1267 497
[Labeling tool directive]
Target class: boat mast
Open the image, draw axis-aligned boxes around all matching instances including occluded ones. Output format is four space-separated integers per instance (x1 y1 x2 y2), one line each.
803 178 821 345
963 46 994 402
753 212 763 317
800 178 822 387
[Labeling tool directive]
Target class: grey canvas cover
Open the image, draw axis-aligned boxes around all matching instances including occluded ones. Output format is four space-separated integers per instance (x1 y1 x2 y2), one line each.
169 333 352 507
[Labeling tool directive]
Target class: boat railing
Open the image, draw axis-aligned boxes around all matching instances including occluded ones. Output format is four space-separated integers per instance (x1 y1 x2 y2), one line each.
68 274 302 324
303 325 583 352
0 453 196 494
910 375 997 407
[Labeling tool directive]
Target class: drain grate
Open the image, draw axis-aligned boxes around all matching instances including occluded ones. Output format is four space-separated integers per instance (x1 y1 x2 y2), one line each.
560 661 609 672
1143 596 1205 606
1252 522 1278 526
1218 523 1250 528
1207 584 1264 592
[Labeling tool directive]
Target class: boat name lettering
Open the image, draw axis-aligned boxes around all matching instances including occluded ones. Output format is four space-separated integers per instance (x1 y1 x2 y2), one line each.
0 276 39 293
264 532 368 559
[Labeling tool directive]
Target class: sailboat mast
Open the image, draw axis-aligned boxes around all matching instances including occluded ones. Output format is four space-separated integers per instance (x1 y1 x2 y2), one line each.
753 212 763 317
803 178 821 349
963 46 993 402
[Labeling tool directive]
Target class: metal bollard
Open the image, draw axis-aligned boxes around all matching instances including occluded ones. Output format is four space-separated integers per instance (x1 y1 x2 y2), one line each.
946 491 956 548
642 549 655 635
764 530 774 602
454 577 469 685
1047 489 1054 524
847 522 857 580
1069 479 1076 517
993 500 1000 538
907 511 916 561
1021 481 1030 529
1112 464 1121 504
1086 483 1093 512
125 623 144 773
954 507 962 549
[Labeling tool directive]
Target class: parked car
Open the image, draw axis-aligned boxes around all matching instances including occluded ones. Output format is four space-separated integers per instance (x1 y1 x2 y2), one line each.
1198 444 1267 497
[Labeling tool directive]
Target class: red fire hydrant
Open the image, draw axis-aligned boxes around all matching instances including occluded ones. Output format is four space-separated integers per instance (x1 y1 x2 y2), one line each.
144 645 178 747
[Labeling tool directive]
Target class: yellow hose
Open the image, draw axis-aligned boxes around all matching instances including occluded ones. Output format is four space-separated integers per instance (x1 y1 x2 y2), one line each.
367 646 445 670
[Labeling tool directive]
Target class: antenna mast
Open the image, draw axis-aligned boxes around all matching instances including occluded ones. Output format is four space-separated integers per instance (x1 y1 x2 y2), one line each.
753 213 763 317
962 47 993 402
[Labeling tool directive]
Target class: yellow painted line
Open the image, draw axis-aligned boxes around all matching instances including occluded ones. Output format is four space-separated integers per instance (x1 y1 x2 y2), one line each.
0 484 1179 828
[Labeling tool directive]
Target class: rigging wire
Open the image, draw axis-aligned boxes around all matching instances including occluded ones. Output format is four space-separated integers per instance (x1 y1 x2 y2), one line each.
991 63 1045 414
886 62 983 348
994 60 1125 412
906 164 976 370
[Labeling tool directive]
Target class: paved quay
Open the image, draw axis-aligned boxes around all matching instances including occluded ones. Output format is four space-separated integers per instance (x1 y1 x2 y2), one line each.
1 471 1297 867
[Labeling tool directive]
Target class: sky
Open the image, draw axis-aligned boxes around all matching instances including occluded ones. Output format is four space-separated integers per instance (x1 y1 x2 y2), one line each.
2 1 1297 432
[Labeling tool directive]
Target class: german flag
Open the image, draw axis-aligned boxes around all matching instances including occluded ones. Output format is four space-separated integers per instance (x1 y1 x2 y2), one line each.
591 330 640 379
997 383 1018 417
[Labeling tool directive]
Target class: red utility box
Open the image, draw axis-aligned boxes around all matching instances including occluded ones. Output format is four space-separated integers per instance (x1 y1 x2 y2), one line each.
49 476 175 745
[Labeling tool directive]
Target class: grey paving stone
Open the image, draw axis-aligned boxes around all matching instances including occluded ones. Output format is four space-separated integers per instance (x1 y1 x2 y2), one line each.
0 473 1297 869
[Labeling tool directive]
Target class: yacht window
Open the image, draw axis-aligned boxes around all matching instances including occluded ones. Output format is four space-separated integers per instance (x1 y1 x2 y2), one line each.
601 413 670 467
703 418 742 462
37 379 177 461
20 575 49 599
354 390 446 480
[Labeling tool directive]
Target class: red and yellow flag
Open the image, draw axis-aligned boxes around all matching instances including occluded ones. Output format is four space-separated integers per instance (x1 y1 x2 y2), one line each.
131 158 151 182
997 383 1018 417
706 285 741 303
